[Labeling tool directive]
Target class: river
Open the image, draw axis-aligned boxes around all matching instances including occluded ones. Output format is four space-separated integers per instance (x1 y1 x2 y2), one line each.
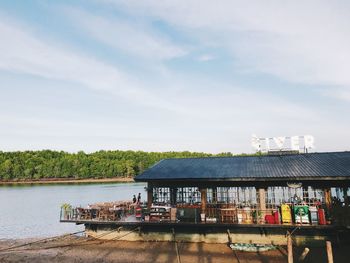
0 182 146 239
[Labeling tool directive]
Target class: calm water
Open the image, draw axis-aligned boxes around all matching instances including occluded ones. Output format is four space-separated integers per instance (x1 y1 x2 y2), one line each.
0 182 146 239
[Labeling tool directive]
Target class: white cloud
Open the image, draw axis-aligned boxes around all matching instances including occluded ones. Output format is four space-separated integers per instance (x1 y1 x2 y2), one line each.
0 16 186 112
197 54 215 62
323 88 350 102
108 0 350 100
0 18 136 94
0 12 320 153
1 5 349 153
63 7 186 60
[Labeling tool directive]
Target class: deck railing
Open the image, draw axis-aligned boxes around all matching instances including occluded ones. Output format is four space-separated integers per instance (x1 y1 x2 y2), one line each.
60 203 350 226
60 204 137 222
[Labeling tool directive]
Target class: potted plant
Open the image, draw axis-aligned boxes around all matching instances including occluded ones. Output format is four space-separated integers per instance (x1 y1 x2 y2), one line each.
61 203 72 220
252 210 262 224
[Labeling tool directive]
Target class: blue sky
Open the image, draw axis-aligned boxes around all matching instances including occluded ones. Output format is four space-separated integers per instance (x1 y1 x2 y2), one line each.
0 0 349 153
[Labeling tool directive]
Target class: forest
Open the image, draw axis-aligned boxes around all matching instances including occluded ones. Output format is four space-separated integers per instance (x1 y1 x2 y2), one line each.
0 150 239 181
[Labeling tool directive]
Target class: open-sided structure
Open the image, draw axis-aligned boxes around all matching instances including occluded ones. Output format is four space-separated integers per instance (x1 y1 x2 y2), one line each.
60 151 350 244
134 151 350 226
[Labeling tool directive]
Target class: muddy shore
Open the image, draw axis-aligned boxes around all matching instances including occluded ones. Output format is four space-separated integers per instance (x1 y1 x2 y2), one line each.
1 236 349 263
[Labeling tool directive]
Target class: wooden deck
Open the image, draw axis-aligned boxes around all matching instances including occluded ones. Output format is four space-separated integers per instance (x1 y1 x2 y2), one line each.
60 218 341 230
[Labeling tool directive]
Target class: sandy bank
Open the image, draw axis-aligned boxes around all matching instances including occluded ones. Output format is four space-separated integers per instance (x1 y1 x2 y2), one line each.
0 236 287 263
1 236 349 263
0 177 134 185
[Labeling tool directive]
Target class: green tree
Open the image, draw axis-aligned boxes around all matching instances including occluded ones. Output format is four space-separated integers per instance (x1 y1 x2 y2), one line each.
1 159 13 180
0 150 247 181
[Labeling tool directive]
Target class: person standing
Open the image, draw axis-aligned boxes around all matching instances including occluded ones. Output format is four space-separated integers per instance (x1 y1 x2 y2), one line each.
137 193 141 204
133 195 137 204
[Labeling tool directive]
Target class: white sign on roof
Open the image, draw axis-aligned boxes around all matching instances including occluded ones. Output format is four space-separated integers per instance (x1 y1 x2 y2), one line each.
251 134 314 153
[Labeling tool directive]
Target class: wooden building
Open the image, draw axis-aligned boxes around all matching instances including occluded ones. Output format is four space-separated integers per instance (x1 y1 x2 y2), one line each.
134 151 350 226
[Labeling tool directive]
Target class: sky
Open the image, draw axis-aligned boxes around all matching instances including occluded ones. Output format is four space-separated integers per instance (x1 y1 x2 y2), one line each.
0 0 349 154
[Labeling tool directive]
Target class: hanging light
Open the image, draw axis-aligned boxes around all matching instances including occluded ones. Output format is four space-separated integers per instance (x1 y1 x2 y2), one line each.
287 182 302 189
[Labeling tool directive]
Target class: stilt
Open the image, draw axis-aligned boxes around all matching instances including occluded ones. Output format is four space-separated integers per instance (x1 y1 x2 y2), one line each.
298 247 309 261
147 184 153 209
287 231 293 263
326 241 334 263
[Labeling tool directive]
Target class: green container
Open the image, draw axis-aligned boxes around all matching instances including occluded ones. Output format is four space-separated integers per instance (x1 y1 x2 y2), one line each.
177 208 200 223
293 205 309 224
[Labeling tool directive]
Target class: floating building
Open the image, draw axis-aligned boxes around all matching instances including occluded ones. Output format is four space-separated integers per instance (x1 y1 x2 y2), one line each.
61 151 350 245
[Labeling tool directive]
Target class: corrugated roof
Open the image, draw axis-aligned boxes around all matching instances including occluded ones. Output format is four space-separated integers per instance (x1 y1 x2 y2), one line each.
134 151 350 182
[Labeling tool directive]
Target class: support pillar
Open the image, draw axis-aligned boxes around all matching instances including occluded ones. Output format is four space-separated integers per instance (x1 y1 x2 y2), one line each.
258 188 266 224
147 184 153 209
303 187 309 202
326 241 334 263
200 188 207 215
324 188 332 212
170 187 177 206
343 187 349 206
324 188 332 223
287 231 293 263
212 187 217 203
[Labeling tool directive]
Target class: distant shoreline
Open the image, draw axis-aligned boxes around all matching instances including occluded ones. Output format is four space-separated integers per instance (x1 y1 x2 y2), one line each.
0 177 135 185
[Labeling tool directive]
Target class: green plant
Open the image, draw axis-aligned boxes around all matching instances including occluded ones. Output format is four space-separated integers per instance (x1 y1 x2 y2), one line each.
61 203 72 210
251 210 262 223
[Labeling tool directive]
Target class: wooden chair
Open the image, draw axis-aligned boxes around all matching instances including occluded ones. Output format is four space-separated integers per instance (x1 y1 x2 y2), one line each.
84 209 92 220
107 210 117 221
77 208 86 220
98 208 109 221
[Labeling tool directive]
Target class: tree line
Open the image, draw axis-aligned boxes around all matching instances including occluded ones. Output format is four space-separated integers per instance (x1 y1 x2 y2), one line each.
0 150 238 181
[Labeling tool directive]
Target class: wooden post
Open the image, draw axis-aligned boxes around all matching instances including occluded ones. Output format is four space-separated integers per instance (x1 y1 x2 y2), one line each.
343 187 349 206
298 248 309 261
227 229 232 243
170 188 177 206
147 184 153 209
258 188 266 224
303 187 309 202
212 187 217 203
326 241 334 263
287 231 293 263
200 188 207 215
324 188 332 212
324 188 332 223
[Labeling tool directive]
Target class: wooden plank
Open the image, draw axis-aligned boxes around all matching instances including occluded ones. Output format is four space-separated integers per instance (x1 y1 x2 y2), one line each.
326 241 334 263
287 231 293 263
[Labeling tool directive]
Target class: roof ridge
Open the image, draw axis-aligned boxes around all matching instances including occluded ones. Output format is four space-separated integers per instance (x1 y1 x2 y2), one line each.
161 151 350 161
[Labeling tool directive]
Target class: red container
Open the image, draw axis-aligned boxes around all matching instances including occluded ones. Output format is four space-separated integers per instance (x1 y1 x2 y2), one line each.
265 215 275 224
318 208 326 225
274 211 280 224
135 207 142 219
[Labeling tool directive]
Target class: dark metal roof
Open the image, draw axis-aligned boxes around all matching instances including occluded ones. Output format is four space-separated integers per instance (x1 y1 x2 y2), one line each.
134 151 350 182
